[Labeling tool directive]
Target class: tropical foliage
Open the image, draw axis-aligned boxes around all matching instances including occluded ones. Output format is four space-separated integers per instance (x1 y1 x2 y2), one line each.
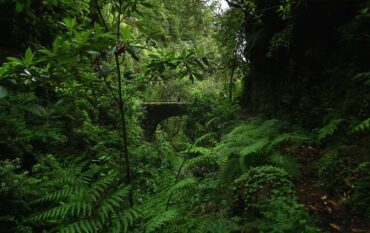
0 0 369 232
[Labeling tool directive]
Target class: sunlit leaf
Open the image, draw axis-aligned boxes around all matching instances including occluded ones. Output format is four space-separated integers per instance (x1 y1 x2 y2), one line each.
7 57 23 65
122 25 131 41
23 48 34 66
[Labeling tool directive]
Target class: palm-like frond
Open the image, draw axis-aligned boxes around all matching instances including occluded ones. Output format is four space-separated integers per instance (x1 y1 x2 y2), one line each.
28 160 131 233
351 118 370 134
144 209 179 233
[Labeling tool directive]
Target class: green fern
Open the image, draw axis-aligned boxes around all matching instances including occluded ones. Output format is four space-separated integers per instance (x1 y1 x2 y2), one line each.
214 119 280 158
97 185 131 222
317 117 343 141
351 118 370 134
189 146 211 155
144 209 179 233
59 219 103 233
215 119 304 181
113 207 141 233
218 157 241 184
184 154 217 171
184 144 217 172
28 160 132 233
270 133 310 148
168 178 197 194
239 138 269 171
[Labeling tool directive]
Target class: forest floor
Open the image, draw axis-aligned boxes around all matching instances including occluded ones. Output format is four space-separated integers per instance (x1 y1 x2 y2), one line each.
290 145 370 233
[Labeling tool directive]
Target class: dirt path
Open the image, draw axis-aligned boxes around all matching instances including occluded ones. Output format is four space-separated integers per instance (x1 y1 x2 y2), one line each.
290 145 370 233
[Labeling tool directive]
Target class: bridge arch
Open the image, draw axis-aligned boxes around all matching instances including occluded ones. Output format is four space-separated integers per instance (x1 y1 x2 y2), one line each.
141 102 190 141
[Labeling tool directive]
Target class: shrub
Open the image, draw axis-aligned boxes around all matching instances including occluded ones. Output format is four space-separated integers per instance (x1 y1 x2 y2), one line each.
233 166 294 213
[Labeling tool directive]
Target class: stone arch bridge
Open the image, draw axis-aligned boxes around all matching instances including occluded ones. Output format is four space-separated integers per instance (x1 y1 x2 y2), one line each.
141 102 190 141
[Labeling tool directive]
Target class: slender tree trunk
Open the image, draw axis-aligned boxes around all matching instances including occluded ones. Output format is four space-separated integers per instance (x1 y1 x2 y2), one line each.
91 0 109 31
229 65 235 100
88 0 133 206
89 0 100 25
114 0 133 207
115 54 133 206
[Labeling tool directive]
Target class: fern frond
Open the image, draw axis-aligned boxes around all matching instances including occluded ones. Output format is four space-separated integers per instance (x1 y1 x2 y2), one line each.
205 116 221 128
218 157 241 184
194 132 217 145
113 207 141 233
97 185 131 221
33 201 93 222
239 138 269 170
351 118 370 134
189 146 211 155
144 209 179 233
80 165 100 185
169 178 197 194
317 117 343 141
239 138 269 157
47 169 81 186
270 133 309 148
32 187 84 205
90 172 118 201
66 201 93 217
71 159 89 173
216 119 305 183
27 158 135 233
215 119 280 156
59 219 103 233
32 204 69 221
184 154 217 170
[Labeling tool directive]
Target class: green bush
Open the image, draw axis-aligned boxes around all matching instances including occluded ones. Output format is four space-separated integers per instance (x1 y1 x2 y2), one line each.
216 119 305 183
234 166 294 213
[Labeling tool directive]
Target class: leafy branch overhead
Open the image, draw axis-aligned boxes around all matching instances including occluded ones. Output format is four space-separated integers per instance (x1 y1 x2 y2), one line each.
145 49 211 83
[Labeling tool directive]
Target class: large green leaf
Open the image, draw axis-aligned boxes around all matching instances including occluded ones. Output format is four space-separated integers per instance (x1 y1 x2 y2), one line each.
122 25 132 41
0 86 8 99
23 48 34 66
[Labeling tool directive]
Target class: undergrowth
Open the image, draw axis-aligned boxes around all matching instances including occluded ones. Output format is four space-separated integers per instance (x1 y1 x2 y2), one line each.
13 117 322 233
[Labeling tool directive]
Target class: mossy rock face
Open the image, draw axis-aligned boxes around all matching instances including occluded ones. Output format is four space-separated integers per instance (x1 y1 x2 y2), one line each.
240 1 370 128
233 165 295 214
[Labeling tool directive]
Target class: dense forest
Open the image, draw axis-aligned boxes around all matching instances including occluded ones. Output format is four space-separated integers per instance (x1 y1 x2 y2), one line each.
0 0 369 232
